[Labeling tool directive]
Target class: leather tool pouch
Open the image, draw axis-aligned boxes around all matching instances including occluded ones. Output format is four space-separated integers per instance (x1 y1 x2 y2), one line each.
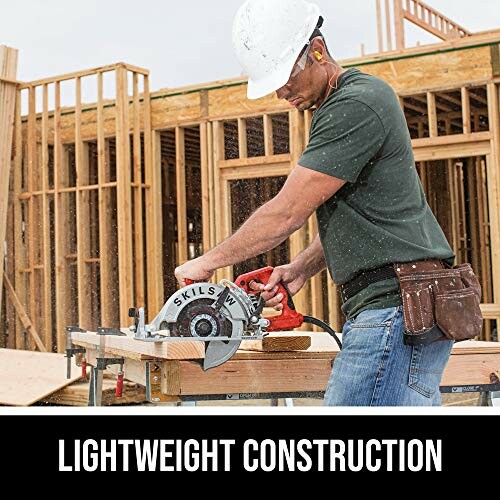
394 260 483 346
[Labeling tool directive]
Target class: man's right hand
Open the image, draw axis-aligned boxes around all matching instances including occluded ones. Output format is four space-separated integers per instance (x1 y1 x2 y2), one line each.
250 263 307 311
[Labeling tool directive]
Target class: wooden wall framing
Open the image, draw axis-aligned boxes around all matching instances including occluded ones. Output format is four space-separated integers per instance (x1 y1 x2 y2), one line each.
3 32 500 350
4 63 162 352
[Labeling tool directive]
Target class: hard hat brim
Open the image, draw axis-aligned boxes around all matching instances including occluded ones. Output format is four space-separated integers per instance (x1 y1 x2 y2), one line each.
246 51 299 100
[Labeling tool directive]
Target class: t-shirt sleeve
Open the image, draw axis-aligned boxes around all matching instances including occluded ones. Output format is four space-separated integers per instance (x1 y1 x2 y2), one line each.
299 98 386 183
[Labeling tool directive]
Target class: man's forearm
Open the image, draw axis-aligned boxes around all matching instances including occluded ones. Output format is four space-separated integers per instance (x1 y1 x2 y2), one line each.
291 234 327 280
202 198 303 272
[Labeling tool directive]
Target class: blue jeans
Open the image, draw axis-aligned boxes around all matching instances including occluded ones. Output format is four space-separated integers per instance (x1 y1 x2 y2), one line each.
324 306 454 406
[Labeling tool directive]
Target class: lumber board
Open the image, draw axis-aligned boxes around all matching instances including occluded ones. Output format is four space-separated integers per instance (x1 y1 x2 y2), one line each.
41 84 52 350
175 126 188 264
144 75 164 319
0 46 18 315
0 348 83 406
239 332 311 352
441 353 500 387
115 67 134 327
3 274 46 352
71 331 205 360
132 72 145 309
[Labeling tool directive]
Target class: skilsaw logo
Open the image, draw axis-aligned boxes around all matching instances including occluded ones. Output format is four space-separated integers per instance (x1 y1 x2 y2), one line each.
173 286 237 309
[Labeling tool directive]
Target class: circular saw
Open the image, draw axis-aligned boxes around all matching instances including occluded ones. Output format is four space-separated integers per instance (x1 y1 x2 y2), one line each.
131 277 271 370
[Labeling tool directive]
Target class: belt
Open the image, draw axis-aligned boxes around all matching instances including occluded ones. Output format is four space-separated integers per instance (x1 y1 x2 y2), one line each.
339 264 397 303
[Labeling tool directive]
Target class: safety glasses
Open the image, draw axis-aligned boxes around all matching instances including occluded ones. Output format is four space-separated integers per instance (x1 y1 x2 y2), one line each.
290 41 311 79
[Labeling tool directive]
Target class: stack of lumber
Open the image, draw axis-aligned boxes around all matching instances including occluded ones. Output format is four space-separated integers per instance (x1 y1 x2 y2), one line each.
0 46 18 312
43 376 146 406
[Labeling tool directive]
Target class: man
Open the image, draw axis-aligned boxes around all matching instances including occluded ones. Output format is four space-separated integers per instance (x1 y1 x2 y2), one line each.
175 0 456 406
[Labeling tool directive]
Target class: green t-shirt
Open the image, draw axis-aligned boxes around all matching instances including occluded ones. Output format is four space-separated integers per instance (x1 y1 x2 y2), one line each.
299 68 455 320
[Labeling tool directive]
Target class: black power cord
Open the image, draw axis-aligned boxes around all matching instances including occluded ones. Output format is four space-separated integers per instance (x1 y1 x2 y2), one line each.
303 316 342 350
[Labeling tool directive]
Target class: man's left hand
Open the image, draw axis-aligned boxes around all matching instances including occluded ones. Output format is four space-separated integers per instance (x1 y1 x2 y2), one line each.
174 258 214 287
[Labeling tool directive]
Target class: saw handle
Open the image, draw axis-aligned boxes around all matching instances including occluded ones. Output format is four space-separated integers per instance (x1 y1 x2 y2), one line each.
234 266 304 332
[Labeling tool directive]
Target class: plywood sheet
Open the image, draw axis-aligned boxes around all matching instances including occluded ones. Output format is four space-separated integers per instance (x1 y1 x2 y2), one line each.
0 349 84 406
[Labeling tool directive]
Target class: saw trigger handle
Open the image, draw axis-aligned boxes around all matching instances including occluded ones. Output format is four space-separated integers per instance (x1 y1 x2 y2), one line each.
234 266 304 332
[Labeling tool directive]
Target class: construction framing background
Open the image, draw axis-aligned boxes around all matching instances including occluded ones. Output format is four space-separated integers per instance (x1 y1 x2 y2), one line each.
2 2 500 353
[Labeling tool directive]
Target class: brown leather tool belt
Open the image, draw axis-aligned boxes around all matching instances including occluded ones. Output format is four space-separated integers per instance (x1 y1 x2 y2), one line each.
394 260 483 346
340 259 483 346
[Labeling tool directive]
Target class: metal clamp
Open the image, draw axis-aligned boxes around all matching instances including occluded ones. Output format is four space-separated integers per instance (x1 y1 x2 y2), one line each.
65 326 87 379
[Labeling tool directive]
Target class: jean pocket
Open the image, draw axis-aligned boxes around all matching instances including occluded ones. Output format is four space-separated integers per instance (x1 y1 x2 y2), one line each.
408 341 453 398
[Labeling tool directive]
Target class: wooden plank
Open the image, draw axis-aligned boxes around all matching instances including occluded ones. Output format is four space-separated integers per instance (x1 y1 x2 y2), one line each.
26 85 37 351
54 81 71 352
412 133 491 162
18 62 147 89
0 46 18 314
115 67 134 326
441 353 500 387
237 118 247 159
200 122 210 253
480 304 500 320
144 74 164 318
461 87 471 134
376 0 384 52
383 0 393 52
213 121 224 283
288 109 308 321
218 153 291 169
207 122 216 249
41 84 52 350
13 88 25 350
486 83 500 305
239 332 311 352
132 73 145 309
175 126 188 265
3 274 46 352
393 0 405 50
427 92 438 137
263 114 274 156
0 348 83 405
75 77 92 330
71 331 205 360
97 73 114 327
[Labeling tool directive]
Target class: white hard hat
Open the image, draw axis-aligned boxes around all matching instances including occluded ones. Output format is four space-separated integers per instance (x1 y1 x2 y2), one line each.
232 0 321 100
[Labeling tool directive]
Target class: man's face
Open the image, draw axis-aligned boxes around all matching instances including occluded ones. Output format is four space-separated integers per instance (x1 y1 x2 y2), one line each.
276 45 326 111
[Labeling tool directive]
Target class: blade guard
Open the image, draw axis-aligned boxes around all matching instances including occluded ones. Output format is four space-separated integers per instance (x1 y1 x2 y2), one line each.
234 266 304 332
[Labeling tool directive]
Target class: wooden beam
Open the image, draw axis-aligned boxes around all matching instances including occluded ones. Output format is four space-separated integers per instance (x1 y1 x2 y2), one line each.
394 0 405 50
41 84 52 350
175 126 188 265
71 330 205 360
238 118 247 159
3 274 47 352
461 87 471 134
427 92 438 137
144 75 164 319
200 122 210 254
132 73 145 309
384 0 393 51
97 73 115 328
487 83 500 306
75 77 92 331
240 332 311 352
115 67 134 327
263 114 274 156
0 46 18 315
13 87 25 350
18 62 148 89
376 0 384 52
